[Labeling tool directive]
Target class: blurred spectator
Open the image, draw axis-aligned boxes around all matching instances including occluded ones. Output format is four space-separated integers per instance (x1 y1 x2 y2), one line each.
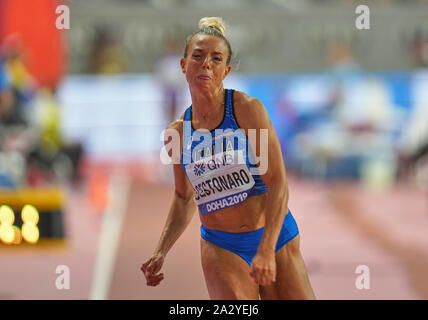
0 57 14 125
0 35 84 189
154 35 186 124
395 32 428 182
0 34 37 126
88 26 128 74
26 87 84 187
0 39 27 189
282 43 362 180
411 29 428 68
397 69 428 181
328 42 397 186
398 139 428 180
286 42 397 184
274 87 299 170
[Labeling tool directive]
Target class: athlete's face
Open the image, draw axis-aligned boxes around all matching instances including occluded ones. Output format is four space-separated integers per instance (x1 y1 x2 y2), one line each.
181 34 231 91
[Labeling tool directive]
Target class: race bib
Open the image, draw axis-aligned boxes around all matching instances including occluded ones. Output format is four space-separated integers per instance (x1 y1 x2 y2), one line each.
185 150 255 214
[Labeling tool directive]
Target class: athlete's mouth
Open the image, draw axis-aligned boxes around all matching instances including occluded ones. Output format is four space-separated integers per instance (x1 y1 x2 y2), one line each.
197 75 211 80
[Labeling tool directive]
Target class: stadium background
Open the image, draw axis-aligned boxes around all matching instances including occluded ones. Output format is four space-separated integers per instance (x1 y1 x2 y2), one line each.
0 0 428 299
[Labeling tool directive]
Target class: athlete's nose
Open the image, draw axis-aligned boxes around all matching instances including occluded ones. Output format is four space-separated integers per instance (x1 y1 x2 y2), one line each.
201 56 211 69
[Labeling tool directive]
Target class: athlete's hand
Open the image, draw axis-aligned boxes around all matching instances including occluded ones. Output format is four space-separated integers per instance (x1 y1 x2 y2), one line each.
249 250 276 286
141 252 165 286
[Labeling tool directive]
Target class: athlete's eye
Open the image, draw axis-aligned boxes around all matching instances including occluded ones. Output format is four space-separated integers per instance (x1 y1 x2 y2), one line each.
192 54 201 58
213 57 222 62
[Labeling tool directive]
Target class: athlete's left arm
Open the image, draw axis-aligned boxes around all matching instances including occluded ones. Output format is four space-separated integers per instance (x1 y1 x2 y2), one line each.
235 92 289 286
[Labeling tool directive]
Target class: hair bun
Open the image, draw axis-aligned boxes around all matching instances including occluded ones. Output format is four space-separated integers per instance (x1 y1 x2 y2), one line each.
198 17 226 36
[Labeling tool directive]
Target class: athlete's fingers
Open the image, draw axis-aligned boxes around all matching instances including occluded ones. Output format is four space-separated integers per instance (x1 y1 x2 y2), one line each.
141 260 153 275
147 276 162 286
146 273 164 286
141 257 153 272
257 271 269 286
141 264 148 278
143 259 156 275
141 262 148 272
145 255 164 275
146 271 164 281
141 261 157 279
263 269 275 285
147 277 163 285
146 262 155 275
262 268 275 284
259 275 270 286
149 260 162 275
251 266 275 286
262 274 275 286
250 267 263 284
147 280 162 287
250 266 263 281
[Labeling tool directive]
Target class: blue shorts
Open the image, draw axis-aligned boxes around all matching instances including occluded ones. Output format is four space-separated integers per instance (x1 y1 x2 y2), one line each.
200 210 299 266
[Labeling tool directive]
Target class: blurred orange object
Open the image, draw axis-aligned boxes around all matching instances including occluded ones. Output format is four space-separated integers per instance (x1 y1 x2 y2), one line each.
87 168 109 215
0 0 67 91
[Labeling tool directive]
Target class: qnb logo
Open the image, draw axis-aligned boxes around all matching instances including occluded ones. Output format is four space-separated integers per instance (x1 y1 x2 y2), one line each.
206 153 235 171
193 163 206 176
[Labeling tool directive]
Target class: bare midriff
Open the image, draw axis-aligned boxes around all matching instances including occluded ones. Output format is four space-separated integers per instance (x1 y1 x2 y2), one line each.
199 192 269 233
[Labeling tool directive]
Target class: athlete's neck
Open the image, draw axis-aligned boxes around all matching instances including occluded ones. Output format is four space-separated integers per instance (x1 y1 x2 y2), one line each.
190 87 225 123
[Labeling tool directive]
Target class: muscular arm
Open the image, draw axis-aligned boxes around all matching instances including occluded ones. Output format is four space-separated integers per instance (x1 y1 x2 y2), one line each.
141 118 197 286
252 104 289 253
155 118 197 255
234 91 289 284
154 162 197 256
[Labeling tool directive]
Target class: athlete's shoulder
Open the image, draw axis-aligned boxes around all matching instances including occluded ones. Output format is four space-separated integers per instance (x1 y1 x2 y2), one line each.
233 90 261 108
166 118 183 133
163 112 186 163
165 110 186 133
233 90 270 128
164 111 186 146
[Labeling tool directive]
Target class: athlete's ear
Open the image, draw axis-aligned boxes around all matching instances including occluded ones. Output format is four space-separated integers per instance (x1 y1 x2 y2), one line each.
223 65 232 79
180 58 186 74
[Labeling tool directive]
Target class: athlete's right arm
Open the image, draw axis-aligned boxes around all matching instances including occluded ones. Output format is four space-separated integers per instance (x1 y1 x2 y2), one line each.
141 118 197 287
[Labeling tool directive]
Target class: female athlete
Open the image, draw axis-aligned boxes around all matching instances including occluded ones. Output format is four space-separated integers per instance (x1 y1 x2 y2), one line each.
141 17 316 300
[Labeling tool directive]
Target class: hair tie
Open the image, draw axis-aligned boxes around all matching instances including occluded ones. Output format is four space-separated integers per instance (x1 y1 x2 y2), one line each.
200 26 222 36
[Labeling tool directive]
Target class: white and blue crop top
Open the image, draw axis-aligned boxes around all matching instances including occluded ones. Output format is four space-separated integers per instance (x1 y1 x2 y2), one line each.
180 89 268 215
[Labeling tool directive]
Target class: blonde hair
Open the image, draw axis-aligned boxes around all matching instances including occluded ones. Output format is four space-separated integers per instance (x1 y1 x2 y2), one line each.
183 16 232 65
198 17 226 37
